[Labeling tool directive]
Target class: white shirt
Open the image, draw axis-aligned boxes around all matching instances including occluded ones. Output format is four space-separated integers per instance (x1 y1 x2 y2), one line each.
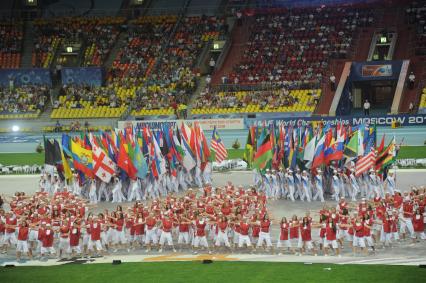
364 102 370 110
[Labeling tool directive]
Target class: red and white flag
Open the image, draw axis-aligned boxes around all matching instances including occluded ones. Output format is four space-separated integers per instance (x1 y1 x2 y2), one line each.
90 134 116 183
211 127 228 163
355 149 376 177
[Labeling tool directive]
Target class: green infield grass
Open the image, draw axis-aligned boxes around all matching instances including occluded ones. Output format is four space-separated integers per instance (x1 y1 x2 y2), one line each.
1 261 425 283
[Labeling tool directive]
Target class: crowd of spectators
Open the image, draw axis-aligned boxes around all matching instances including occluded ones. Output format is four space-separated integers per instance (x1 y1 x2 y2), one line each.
0 21 23 68
225 7 374 86
54 84 130 109
406 1 426 55
0 85 48 114
195 86 310 110
133 16 226 113
109 16 176 83
32 17 125 68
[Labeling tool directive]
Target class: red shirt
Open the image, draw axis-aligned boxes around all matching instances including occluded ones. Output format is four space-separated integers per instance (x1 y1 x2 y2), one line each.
115 219 124 232
60 225 70 238
5 216 17 233
240 222 250 236
162 219 173 233
260 220 270 233
221 207 231 216
413 214 424 232
179 222 189 233
289 221 299 239
300 224 312 241
90 222 101 241
69 227 80 246
280 222 289 241
325 223 337 241
218 221 228 232
42 228 54 247
363 219 373 237
195 220 206 237
402 203 413 218
0 221 5 233
134 219 145 235
18 226 29 241
354 222 364 237
146 217 156 230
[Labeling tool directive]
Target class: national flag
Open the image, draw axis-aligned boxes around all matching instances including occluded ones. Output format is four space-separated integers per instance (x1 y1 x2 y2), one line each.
303 135 317 168
211 126 228 163
71 138 94 178
375 137 396 172
90 134 116 183
377 134 385 153
117 139 137 179
312 133 326 169
243 126 255 167
61 134 72 158
44 137 62 166
133 141 148 179
59 144 73 180
344 130 359 158
325 124 346 163
355 149 376 176
180 132 196 171
253 133 273 172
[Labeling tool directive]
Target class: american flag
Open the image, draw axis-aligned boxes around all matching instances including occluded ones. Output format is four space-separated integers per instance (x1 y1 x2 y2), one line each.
355 148 376 177
211 126 228 163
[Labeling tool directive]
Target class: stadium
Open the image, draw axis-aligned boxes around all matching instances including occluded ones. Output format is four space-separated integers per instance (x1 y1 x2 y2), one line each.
0 0 426 282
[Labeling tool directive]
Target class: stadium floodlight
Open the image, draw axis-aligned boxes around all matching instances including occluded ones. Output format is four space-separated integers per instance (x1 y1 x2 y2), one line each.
213 43 220 50
26 0 37 6
12 125 20 132
380 36 387 43
66 46 73 53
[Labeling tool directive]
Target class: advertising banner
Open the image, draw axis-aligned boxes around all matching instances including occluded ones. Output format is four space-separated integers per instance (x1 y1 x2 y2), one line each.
246 114 426 127
0 68 52 86
118 118 245 130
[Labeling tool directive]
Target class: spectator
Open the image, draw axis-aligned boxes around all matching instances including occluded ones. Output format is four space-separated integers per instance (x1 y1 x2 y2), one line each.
330 74 336 91
84 121 89 130
54 120 62 132
209 57 216 74
236 10 243 26
205 75 211 85
408 72 415 89
171 100 178 118
363 99 370 116
409 101 414 113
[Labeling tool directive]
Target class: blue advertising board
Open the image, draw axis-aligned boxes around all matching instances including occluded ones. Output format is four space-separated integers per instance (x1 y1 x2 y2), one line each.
246 113 426 128
61 67 103 87
0 68 52 86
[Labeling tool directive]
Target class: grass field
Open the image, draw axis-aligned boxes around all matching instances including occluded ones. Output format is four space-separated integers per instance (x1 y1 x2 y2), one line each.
0 146 425 166
1 261 425 283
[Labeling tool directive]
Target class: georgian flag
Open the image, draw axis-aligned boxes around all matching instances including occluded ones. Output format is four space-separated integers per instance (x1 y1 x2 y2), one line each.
90 134 116 183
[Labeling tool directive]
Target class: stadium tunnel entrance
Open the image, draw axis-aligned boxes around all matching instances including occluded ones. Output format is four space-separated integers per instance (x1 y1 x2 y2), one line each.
336 60 404 116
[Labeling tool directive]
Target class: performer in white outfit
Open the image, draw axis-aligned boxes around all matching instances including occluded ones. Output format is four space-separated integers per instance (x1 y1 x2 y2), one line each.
313 169 325 202
385 171 396 196
332 170 340 201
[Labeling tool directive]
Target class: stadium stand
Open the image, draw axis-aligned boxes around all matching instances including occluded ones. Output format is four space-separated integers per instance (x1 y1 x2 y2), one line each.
51 84 128 119
32 17 125 68
0 21 23 69
192 88 321 114
0 85 48 119
131 15 226 117
406 1 426 56
198 7 374 115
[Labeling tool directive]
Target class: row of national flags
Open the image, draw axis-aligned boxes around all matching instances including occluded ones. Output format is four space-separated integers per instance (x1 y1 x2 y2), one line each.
243 122 398 175
44 122 221 183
